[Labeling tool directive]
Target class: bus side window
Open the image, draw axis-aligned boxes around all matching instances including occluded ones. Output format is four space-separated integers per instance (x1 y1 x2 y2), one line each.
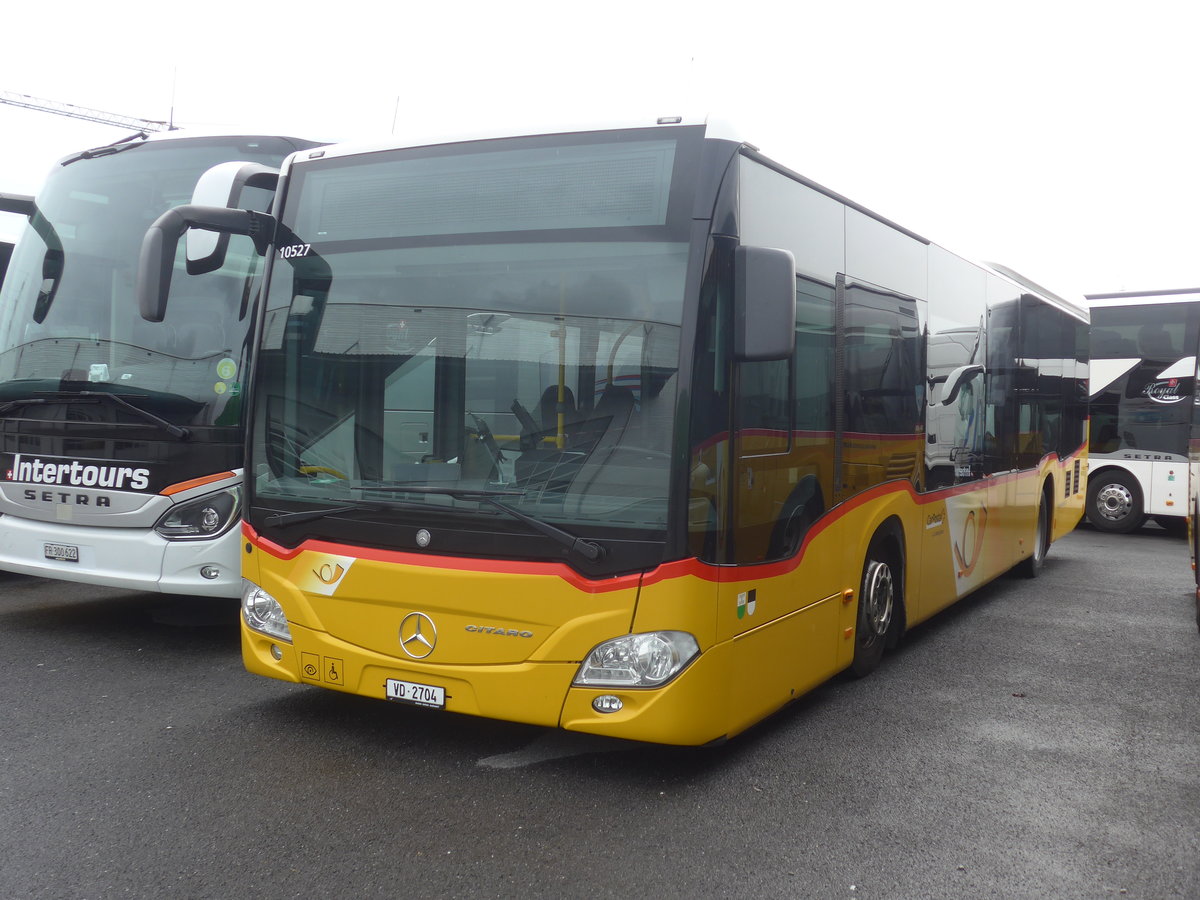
776 278 836 555
842 282 922 493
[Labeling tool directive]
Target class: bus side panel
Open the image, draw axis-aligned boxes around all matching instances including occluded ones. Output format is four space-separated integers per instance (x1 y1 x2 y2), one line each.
1051 449 1087 541
836 482 1019 634
986 470 1020 577
725 592 842 736
1147 459 1187 518
900 480 1009 628
913 493 964 624
719 514 849 738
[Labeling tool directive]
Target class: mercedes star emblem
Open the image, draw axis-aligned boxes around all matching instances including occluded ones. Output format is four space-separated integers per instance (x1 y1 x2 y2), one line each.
399 611 437 659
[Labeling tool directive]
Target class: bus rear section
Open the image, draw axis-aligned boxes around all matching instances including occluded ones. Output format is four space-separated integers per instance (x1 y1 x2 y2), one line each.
0 133 320 596
141 121 1088 744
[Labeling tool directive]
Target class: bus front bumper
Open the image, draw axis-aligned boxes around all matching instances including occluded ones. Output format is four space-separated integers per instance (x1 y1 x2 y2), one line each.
243 620 735 747
0 514 242 598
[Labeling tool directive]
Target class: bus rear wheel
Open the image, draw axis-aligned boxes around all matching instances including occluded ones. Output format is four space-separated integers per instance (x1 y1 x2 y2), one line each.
1086 471 1144 534
850 542 897 678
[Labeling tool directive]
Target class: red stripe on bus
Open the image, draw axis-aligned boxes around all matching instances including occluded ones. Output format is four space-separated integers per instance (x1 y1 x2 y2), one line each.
244 448 1083 592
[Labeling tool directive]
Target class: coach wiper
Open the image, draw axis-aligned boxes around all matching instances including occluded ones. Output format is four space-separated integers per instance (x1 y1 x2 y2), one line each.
61 132 151 166
358 485 607 562
0 392 189 439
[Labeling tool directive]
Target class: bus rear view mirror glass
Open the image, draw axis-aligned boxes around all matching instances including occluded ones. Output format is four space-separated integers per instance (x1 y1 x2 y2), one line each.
734 245 796 361
186 161 280 275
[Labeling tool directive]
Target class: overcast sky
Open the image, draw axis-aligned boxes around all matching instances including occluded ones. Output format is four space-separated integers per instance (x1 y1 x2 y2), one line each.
3 0 1197 298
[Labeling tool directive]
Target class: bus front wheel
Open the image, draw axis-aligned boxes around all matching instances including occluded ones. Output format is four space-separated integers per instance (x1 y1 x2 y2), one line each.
850 540 897 678
1086 471 1144 534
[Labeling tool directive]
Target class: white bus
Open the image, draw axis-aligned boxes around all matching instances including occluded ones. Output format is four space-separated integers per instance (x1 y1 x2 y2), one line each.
0 131 321 596
1085 289 1200 533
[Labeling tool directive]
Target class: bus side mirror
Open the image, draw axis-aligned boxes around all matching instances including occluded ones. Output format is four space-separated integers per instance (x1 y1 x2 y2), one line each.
1 196 68 324
734 246 796 361
186 162 280 275
139 205 274 322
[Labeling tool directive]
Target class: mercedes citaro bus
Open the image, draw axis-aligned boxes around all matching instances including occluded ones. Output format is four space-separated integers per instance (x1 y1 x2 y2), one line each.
139 119 1088 744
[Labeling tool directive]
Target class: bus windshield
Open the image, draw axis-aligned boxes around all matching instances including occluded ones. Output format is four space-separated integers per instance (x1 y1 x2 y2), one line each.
0 136 299 427
251 131 698 556
1089 301 1200 457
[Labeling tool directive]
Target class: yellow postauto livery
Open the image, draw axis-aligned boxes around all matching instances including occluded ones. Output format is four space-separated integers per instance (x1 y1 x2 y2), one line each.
143 120 1089 745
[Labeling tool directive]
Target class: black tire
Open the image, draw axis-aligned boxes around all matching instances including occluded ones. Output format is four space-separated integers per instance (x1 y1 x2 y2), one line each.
850 538 898 678
1086 471 1144 534
1017 492 1050 578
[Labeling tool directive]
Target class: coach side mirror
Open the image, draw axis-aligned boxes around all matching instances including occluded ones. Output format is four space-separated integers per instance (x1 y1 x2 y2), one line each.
734 245 796 361
0 196 68 324
186 162 281 275
139 205 273 322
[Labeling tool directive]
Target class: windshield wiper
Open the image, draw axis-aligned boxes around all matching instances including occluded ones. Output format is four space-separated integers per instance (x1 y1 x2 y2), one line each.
357 485 607 562
61 132 151 166
0 392 190 439
263 502 390 528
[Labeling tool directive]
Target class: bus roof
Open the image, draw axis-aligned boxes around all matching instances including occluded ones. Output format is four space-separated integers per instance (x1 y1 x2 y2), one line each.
281 118 1088 322
1085 288 1200 307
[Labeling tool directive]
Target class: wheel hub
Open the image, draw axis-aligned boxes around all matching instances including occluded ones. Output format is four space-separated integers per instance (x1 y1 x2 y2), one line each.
1096 483 1134 521
863 560 894 637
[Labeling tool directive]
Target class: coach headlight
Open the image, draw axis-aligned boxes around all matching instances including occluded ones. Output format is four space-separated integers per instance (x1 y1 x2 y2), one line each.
574 631 699 688
154 487 241 540
242 579 291 642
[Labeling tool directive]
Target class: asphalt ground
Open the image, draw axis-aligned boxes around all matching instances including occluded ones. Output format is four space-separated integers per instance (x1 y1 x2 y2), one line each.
0 523 1196 899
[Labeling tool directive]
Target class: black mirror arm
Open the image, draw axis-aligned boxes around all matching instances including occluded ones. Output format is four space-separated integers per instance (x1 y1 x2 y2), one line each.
138 205 276 322
0 192 35 216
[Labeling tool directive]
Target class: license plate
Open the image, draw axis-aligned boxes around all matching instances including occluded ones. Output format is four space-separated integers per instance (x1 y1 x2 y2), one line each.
386 678 445 709
44 542 79 562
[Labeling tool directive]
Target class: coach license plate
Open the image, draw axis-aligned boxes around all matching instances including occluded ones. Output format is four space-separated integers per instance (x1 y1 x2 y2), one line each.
386 678 445 709
44 542 80 562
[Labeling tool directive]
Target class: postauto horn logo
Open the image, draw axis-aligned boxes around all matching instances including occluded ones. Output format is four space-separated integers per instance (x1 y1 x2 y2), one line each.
6 454 150 491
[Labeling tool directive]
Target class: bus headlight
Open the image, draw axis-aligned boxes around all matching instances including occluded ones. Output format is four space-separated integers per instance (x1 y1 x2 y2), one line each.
154 487 240 540
242 579 292 642
574 631 699 688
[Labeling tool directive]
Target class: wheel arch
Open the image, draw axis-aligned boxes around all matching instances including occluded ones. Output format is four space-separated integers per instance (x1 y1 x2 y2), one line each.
1087 462 1137 490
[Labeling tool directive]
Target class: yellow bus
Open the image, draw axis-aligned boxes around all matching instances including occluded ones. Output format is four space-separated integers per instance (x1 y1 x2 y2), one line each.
138 120 1089 745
